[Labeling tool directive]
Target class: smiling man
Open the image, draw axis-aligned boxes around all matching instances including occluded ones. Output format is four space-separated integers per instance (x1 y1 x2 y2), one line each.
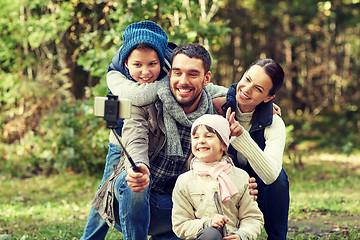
169 48 211 113
91 43 231 240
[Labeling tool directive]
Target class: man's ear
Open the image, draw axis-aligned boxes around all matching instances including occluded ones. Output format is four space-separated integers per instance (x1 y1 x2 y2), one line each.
125 59 128 68
203 71 212 86
264 94 275 103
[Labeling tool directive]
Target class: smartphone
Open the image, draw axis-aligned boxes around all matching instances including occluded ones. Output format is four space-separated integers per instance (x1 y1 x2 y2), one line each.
94 96 131 119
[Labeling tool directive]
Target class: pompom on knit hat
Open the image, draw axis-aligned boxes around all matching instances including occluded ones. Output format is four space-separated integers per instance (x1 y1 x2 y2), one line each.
120 21 168 69
191 114 230 147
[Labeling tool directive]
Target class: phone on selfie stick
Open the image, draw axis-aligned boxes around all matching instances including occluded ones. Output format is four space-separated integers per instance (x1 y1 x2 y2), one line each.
94 94 140 172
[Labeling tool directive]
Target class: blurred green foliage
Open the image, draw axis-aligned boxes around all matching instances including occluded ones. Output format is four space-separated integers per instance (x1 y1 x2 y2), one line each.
285 109 360 154
0 91 109 178
0 0 359 177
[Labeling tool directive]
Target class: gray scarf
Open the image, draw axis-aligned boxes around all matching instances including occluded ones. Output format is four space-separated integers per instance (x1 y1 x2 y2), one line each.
158 80 215 157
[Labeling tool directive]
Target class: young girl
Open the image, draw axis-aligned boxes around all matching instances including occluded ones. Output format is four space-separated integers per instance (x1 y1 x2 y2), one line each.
172 113 264 240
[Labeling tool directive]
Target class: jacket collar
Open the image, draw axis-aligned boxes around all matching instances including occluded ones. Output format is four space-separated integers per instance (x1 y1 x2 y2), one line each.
250 101 273 132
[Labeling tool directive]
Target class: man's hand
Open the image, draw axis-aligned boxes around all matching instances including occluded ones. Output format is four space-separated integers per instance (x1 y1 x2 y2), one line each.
249 177 258 201
211 214 229 228
125 164 150 192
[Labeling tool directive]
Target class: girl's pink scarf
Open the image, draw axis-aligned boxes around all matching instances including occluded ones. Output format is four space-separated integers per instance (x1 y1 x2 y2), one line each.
193 159 238 202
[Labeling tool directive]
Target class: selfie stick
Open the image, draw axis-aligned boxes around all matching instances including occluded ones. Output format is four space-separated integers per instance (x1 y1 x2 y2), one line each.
111 129 141 172
104 95 141 172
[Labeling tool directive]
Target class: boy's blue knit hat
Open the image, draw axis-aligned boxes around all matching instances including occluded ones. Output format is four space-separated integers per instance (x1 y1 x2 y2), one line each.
120 21 168 69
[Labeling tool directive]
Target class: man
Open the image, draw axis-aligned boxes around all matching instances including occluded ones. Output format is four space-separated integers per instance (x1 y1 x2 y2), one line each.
89 43 256 239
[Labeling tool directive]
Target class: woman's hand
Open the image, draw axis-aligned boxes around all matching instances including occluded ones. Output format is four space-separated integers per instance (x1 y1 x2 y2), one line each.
226 108 243 137
212 97 226 115
273 103 281 116
125 164 150 192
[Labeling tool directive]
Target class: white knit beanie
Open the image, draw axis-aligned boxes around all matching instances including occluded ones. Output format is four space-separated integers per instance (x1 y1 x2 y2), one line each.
191 114 230 147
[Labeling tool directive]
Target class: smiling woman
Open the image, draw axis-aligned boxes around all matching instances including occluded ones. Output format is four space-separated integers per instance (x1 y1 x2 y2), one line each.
236 65 275 113
222 58 289 240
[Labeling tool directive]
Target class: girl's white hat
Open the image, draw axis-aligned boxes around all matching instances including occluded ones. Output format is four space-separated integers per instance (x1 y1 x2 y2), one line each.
191 114 230 147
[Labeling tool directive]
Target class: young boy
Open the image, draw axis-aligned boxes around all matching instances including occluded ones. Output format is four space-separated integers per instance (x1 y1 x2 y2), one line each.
106 20 174 110
81 20 174 240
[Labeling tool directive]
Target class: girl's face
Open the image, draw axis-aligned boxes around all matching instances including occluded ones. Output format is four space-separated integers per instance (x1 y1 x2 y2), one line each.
125 48 161 84
236 65 275 113
191 125 227 163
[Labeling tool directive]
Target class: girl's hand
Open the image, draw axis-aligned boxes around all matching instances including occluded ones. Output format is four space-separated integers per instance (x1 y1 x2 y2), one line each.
226 108 243 137
126 164 150 192
210 214 229 228
223 233 241 239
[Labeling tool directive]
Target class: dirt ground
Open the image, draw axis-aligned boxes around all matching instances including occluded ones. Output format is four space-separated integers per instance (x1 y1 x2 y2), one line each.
288 214 360 238
286 153 360 238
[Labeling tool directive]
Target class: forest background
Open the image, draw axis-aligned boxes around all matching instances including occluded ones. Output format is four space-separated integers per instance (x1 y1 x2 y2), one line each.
1 0 359 177
1 0 360 239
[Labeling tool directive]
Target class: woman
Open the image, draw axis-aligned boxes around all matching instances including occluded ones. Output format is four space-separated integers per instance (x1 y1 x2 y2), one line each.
222 58 289 240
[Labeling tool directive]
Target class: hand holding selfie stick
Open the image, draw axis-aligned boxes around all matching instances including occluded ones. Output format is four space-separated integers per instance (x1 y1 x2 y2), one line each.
103 95 141 173
214 191 228 237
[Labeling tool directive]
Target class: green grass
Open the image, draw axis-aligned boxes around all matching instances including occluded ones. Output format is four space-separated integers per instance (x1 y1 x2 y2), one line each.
1 154 359 240
287 162 360 217
0 173 123 239
281 154 360 240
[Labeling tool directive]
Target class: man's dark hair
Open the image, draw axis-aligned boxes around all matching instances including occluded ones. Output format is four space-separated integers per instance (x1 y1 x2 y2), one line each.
171 43 212 73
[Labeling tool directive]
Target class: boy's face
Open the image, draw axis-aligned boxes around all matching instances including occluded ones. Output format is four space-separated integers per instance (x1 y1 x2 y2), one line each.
125 48 161 83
